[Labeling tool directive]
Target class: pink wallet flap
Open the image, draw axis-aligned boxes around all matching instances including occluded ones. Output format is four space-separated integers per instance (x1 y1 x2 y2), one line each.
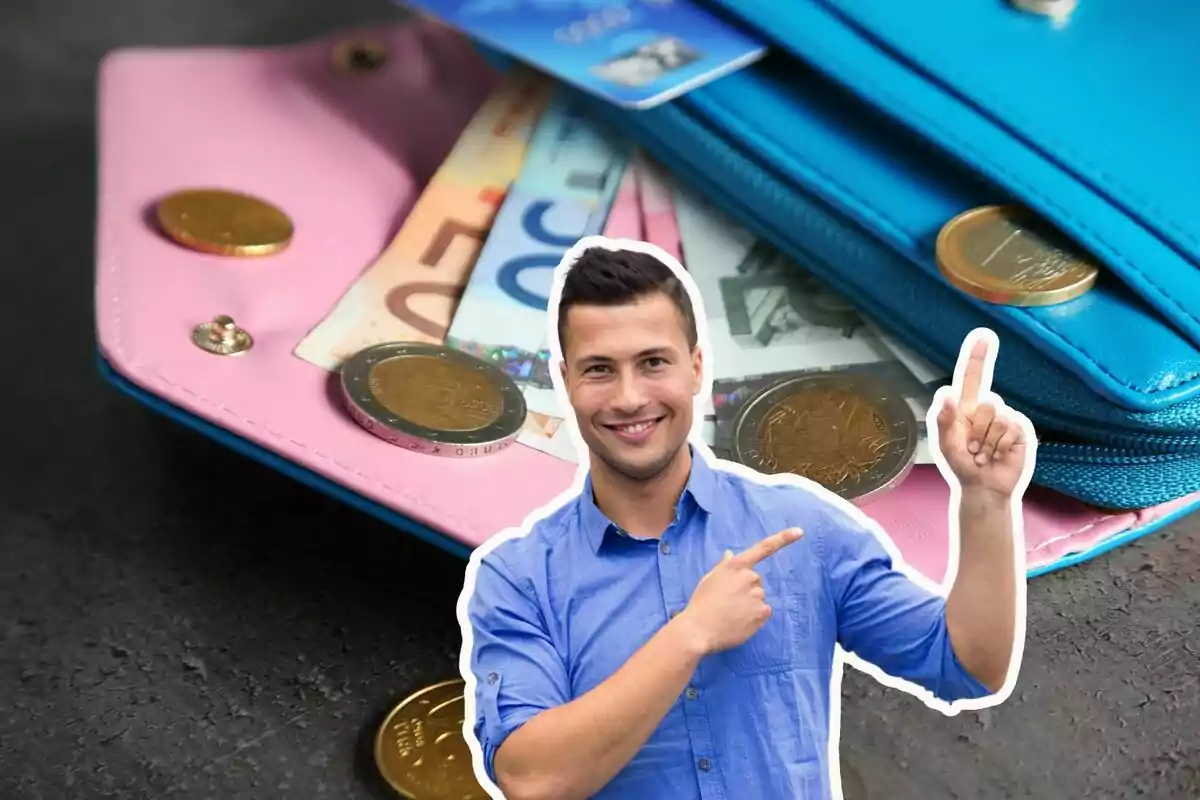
94 20 1178 584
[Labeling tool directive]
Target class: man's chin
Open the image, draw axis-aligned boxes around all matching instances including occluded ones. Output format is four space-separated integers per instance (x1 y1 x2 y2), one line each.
610 457 667 482
592 440 681 482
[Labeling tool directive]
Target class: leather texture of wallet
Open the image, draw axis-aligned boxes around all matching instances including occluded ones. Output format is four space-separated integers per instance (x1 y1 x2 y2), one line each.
573 0 1200 511
94 20 1200 584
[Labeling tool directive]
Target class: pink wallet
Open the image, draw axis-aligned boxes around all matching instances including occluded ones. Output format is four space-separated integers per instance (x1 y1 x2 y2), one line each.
94 20 1199 584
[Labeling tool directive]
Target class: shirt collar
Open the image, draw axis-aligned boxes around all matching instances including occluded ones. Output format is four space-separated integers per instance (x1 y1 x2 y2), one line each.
580 445 718 554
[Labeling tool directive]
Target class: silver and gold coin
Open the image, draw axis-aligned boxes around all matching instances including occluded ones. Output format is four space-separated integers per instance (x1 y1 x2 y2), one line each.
156 188 293 257
374 679 488 800
936 204 1098 306
340 342 526 457
730 371 917 501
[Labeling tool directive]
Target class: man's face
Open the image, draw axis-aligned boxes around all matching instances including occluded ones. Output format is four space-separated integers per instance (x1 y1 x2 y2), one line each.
559 291 702 481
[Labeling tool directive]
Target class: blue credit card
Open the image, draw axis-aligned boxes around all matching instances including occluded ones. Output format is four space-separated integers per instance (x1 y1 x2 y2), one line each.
402 0 767 109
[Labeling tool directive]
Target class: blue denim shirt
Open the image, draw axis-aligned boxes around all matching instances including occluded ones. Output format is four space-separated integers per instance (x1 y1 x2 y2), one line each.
464 450 990 798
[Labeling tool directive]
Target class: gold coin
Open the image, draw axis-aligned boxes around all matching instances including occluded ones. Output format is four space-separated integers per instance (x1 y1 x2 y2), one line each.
730 371 917 501
340 342 526 458
369 355 503 432
156 188 293 257
935 204 1098 306
374 679 488 800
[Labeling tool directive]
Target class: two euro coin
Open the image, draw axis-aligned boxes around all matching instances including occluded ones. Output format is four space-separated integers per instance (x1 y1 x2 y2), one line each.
340 342 527 458
729 370 917 502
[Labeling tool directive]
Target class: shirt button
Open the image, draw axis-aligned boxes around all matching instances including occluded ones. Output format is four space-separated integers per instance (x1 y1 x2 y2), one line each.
487 672 498 685
660 541 671 555
685 687 698 700
698 757 711 772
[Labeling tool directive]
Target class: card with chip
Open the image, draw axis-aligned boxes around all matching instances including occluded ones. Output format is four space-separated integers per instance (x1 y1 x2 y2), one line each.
401 0 768 109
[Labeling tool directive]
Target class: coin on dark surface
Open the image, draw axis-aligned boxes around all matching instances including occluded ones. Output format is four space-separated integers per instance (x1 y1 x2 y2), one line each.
374 678 488 800
730 371 917 501
340 341 526 457
156 188 293 257
935 204 1098 306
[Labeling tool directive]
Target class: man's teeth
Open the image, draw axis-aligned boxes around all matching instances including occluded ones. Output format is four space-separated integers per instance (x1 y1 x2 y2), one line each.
614 420 655 434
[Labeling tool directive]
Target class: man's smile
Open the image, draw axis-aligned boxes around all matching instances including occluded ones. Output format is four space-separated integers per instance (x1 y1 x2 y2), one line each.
603 416 666 444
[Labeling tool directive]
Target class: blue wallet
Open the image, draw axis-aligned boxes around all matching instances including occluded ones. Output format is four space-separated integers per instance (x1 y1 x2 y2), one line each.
94 17 1199 579
543 0 1200 510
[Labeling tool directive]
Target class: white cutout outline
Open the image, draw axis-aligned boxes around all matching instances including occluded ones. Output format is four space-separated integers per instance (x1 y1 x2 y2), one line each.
456 235 1036 799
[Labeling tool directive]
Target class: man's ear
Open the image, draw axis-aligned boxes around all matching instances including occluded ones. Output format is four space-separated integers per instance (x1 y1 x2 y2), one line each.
691 346 704 395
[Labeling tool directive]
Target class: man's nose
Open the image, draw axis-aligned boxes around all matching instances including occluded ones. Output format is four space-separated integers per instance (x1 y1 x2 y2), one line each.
610 372 646 414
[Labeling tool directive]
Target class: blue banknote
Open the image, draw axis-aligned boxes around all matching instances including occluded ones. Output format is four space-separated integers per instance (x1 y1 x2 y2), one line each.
446 90 628 462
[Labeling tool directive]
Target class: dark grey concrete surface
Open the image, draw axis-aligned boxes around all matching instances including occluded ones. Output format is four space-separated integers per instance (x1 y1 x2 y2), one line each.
1 1 1198 797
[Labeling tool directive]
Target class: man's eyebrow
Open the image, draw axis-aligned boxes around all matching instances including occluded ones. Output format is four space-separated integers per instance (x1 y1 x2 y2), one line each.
576 347 674 364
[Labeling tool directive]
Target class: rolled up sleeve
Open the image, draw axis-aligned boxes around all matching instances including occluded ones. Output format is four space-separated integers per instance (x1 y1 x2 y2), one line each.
465 552 571 783
815 505 992 702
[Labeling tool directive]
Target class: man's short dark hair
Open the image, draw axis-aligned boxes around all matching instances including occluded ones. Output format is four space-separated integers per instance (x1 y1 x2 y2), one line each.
557 246 698 354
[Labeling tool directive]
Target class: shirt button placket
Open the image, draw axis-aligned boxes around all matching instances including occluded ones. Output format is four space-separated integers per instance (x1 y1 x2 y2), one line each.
684 678 720 797
656 533 682 621
658 529 722 799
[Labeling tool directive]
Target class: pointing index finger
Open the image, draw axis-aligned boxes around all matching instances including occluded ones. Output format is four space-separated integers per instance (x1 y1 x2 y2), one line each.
957 332 994 408
732 527 804 567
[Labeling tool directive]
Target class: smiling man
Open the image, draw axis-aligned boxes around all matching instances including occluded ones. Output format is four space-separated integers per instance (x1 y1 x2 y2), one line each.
460 243 1033 800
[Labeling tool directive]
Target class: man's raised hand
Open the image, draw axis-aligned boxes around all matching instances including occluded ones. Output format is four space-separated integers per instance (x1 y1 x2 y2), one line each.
934 329 1035 498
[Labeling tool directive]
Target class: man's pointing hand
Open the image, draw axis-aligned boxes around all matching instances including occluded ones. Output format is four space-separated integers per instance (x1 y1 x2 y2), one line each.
676 528 803 656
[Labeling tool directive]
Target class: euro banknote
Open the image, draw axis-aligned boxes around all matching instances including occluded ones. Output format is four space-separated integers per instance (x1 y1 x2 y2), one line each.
602 155 642 239
445 88 631 463
635 153 682 266
292 69 551 371
673 186 938 464
599 148 683 258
